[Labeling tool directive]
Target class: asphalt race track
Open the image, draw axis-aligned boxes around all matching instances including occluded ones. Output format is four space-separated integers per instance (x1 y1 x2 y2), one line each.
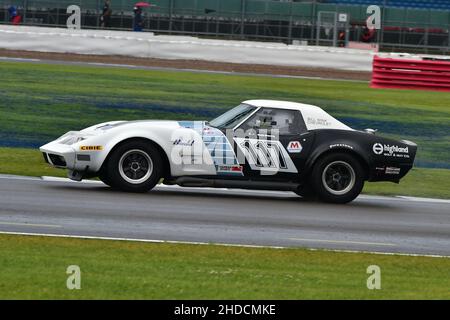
0 175 449 257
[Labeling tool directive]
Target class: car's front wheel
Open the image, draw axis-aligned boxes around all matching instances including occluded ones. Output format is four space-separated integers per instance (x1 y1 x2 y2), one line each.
103 140 163 193
311 153 364 204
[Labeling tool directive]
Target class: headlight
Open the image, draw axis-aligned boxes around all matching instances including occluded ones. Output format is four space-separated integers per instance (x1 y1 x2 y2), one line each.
60 136 86 145
57 132 86 145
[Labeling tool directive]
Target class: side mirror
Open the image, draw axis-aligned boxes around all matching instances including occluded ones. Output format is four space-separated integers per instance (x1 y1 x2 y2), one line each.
254 119 261 127
364 128 378 134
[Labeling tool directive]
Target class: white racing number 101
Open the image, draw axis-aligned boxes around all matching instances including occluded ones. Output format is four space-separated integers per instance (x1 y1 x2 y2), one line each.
234 138 297 175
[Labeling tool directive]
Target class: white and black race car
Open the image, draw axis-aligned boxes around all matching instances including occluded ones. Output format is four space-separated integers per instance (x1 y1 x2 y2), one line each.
40 100 417 203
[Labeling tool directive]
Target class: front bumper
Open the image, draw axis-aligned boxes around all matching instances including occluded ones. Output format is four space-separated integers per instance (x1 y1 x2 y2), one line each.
40 139 103 173
40 142 77 170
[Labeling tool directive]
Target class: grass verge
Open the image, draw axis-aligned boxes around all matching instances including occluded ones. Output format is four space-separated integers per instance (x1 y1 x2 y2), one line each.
363 167 450 199
0 147 448 199
0 234 449 299
0 147 66 178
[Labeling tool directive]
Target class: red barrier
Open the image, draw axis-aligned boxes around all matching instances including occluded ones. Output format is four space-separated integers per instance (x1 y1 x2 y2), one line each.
371 56 450 92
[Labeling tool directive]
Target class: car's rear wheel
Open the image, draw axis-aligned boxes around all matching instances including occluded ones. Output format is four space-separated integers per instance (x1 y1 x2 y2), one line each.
104 140 163 193
294 186 317 200
311 153 364 204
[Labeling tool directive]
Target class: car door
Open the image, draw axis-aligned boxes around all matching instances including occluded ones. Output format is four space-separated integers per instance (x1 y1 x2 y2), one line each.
233 107 314 180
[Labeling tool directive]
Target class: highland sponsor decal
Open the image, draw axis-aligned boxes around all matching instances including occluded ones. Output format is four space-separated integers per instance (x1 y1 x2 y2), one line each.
373 143 410 158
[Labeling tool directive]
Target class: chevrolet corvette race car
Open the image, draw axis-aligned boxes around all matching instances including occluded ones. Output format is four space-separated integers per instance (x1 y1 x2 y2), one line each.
40 100 417 203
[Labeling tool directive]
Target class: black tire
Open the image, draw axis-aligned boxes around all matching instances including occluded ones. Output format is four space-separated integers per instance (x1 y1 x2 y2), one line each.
294 186 317 201
311 152 365 204
98 171 112 187
103 140 163 193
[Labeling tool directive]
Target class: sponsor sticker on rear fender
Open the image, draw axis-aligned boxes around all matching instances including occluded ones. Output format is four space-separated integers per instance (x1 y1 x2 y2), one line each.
373 143 410 158
385 167 401 175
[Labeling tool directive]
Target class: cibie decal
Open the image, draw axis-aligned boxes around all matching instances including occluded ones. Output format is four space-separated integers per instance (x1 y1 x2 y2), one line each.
372 143 383 155
80 146 103 151
287 141 302 153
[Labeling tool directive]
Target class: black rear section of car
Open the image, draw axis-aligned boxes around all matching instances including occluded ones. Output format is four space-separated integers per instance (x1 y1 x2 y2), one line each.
304 129 417 184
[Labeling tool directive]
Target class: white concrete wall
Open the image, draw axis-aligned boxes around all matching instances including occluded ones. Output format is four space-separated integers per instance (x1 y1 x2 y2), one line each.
0 25 376 71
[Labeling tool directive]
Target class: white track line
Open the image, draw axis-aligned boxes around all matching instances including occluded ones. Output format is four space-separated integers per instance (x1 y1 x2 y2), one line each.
0 221 61 228
0 231 448 259
288 238 396 247
40 175 101 184
397 196 450 204
0 56 41 62
0 174 41 181
0 231 285 249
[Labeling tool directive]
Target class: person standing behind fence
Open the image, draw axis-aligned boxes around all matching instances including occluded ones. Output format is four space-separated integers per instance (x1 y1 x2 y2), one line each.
133 6 144 32
100 0 112 28
8 5 22 25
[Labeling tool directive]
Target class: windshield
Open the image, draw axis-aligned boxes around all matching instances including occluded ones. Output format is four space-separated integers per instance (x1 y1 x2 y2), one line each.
209 104 257 129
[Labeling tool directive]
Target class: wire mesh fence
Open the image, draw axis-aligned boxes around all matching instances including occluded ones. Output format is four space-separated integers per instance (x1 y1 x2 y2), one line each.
1 0 449 53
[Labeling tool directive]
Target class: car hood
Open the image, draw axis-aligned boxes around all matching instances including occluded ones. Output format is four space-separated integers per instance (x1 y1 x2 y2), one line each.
80 120 186 134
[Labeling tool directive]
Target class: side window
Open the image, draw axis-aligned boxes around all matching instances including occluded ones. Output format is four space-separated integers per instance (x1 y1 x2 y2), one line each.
239 108 307 135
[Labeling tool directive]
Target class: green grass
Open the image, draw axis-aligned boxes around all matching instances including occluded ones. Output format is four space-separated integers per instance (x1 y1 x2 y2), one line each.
0 234 449 299
0 61 449 167
363 167 450 199
0 147 66 178
0 147 449 199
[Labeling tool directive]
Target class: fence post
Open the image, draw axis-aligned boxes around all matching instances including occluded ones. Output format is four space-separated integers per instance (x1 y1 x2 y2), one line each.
23 0 28 24
97 0 100 28
215 0 219 37
313 0 317 45
169 0 174 32
240 0 245 38
288 10 293 44
378 0 386 46
448 26 450 52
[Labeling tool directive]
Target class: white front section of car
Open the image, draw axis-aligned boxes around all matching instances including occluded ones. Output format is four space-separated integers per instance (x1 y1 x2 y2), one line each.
40 120 217 177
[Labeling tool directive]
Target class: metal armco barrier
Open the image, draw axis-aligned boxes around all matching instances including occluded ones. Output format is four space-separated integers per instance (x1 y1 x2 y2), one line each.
371 56 450 92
